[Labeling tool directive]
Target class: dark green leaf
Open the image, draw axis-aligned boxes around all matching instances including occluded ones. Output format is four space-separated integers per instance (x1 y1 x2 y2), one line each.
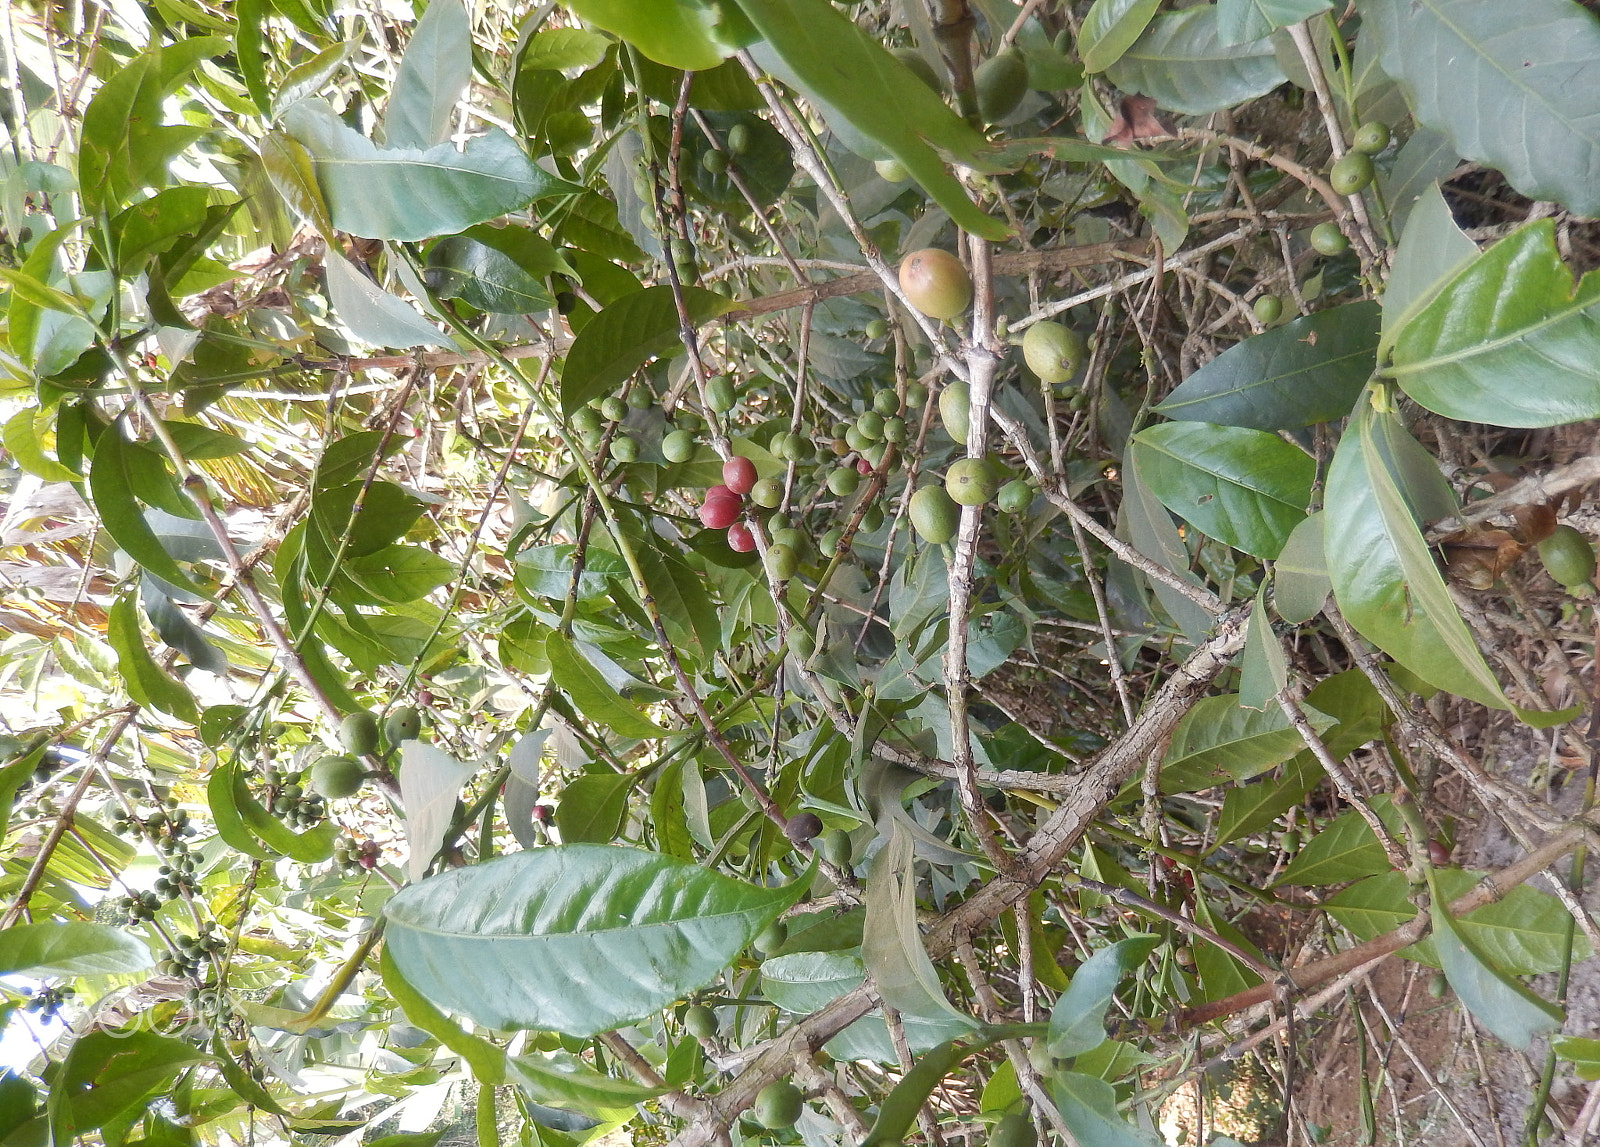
1079 0 1162 73
425 227 566 313
110 186 214 272
1213 753 1322 845
554 773 634 844
1386 221 1600 428
344 545 455 603
1047 934 1160 1058
1554 1037 1600 1081
1239 582 1287 709
544 630 664 739
1154 302 1380 430
323 248 449 349
1275 796 1401 886
107 594 199 724
1159 695 1333 793
1053 1070 1163 1147
0 922 153 978
207 759 278 861
48 1031 207 1141
1272 511 1329 625
560 285 736 414
1105 7 1286 116
141 579 226 673
1216 0 1330 47
383 845 807 1036
861 1029 1035 1147
1130 422 1313 559
1356 0 1600 217
1380 182 1479 355
383 0 471 149
518 28 611 71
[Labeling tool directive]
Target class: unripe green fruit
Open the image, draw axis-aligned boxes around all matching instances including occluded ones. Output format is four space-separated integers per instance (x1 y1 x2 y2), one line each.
1539 525 1596 589
910 485 959 544
340 712 379 756
705 376 736 413
1253 293 1284 324
754 1081 804 1130
899 248 972 320
992 1112 1037 1147
859 502 884 534
1352 121 1391 154
571 407 601 435
873 388 900 416
882 416 907 444
975 49 1029 123
997 479 1032 514
765 543 799 581
1428 972 1449 999
819 527 845 555
726 123 752 155
309 754 365 799
750 477 784 509
701 148 729 175
663 429 697 463
865 319 889 340
905 381 928 408
626 384 652 410
1329 150 1375 196
1310 222 1349 255
1281 829 1302 852
1022 320 1085 385
685 1004 719 1038
818 827 853 866
778 432 809 462
611 434 638 463
874 157 909 183
772 527 807 554
600 396 627 422
857 411 884 441
754 919 788 956
786 626 816 661
845 426 871 454
827 467 860 496
939 380 970 446
946 458 999 506
386 706 422 744
891 47 942 92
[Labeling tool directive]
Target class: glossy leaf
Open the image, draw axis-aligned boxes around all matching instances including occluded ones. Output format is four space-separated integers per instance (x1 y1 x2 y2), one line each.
1554 1037 1600 1081
566 0 725 70
48 1031 208 1141
1275 796 1401 886
324 248 450 349
1054 1070 1163 1147
862 821 977 1027
554 773 633 844
1325 397 1508 708
1078 0 1162 73
560 285 735 414
1047 935 1160 1058
1385 221 1600 428
1117 451 1213 644
1216 0 1331 47
207 760 278 861
107 594 198 724
345 545 456 604
381 943 507 1082
1239 583 1287 710
424 226 568 314
261 130 335 237
383 0 471 149
88 432 206 595
545 631 663 739
1213 753 1322 845
1155 302 1380 429
273 38 359 120
732 0 1009 240
0 922 153 979
518 28 611 71
1356 0 1600 217
1428 869 1562 1051
861 1028 1034 1147
1272 511 1330 624
1130 422 1313 559
1159 695 1333 793
1380 182 1478 354
284 99 564 242
1106 7 1286 116
383 845 807 1036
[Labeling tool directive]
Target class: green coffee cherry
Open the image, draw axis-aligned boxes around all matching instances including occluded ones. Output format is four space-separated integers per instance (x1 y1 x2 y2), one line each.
340 712 379 756
385 706 422 745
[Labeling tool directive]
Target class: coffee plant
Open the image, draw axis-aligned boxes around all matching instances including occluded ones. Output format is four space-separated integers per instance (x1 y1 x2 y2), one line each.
2 0 1600 1145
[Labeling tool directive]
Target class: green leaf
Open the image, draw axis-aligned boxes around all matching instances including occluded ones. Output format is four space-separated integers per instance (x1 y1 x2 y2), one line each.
1130 422 1313 559
734 0 1010 240
519 28 611 71
1192 894 1264 1002
1159 695 1333 793
1355 0 1600 217
380 944 507 1083
383 0 471 149
1239 582 1287 710
1117 450 1213 645
1428 869 1562 1051
862 821 977 1028
1216 0 1331 46
0 922 153 979
261 130 335 237
861 1028 1034 1147
323 248 450 349
630 533 719 660
1324 397 1509 708
1053 1070 1163 1147
1275 796 1401 886
1379 183 1479 356
1079 0 1162 73
545 631 664 739
345 545 455 603
1154 302 1380 430
424 226 566 314
554 773 634 843
566 0 726 70
1105 6 1286 116
1272 511 1330 625
1554 1036 1600 1081
283 99 567 242
507 1051 665 1114
107 594 199 724
1385 221 1600 428
273 37 360 119
4 407 78 482
1213 753 1322 845
207 760 278 861
1047 935 1160 1058
383 845 806 1036
559 285 736 414
109 186 215 272
48 1031 207 1141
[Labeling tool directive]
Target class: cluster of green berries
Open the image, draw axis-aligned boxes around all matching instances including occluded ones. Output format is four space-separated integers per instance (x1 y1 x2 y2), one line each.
571 383 651 462
19 985 73 1021
158 929 224 978
112 797 197 855
153 853 199 901
262 768 327 829
116 889 165 923
333 835 380 876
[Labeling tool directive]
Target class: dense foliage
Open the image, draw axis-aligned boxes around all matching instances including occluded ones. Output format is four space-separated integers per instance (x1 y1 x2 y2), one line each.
3 1 1600 1145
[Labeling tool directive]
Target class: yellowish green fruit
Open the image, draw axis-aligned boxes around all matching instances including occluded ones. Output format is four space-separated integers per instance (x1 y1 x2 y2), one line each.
754 919 788 956
975 49 1029 122
1539 525 1596 589
765 543 799 581
1253 294 1284 324
946 457 999 506
309 754 365 799
385 706 422 744
684 1004 718 1039
705 376 736 413
1310 222 1349 255
663 429 696 463
997 478 1032 514
754 1081 804 1130
1352 121 1391 154
340 712 379 756
939 380 970 445
818 828 853 866
891 47 941 92
874 157 909 183
910 485 959 544
1329 150 1374 196
1022 320 1085 384
827 467 860 496
899 248 972 320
